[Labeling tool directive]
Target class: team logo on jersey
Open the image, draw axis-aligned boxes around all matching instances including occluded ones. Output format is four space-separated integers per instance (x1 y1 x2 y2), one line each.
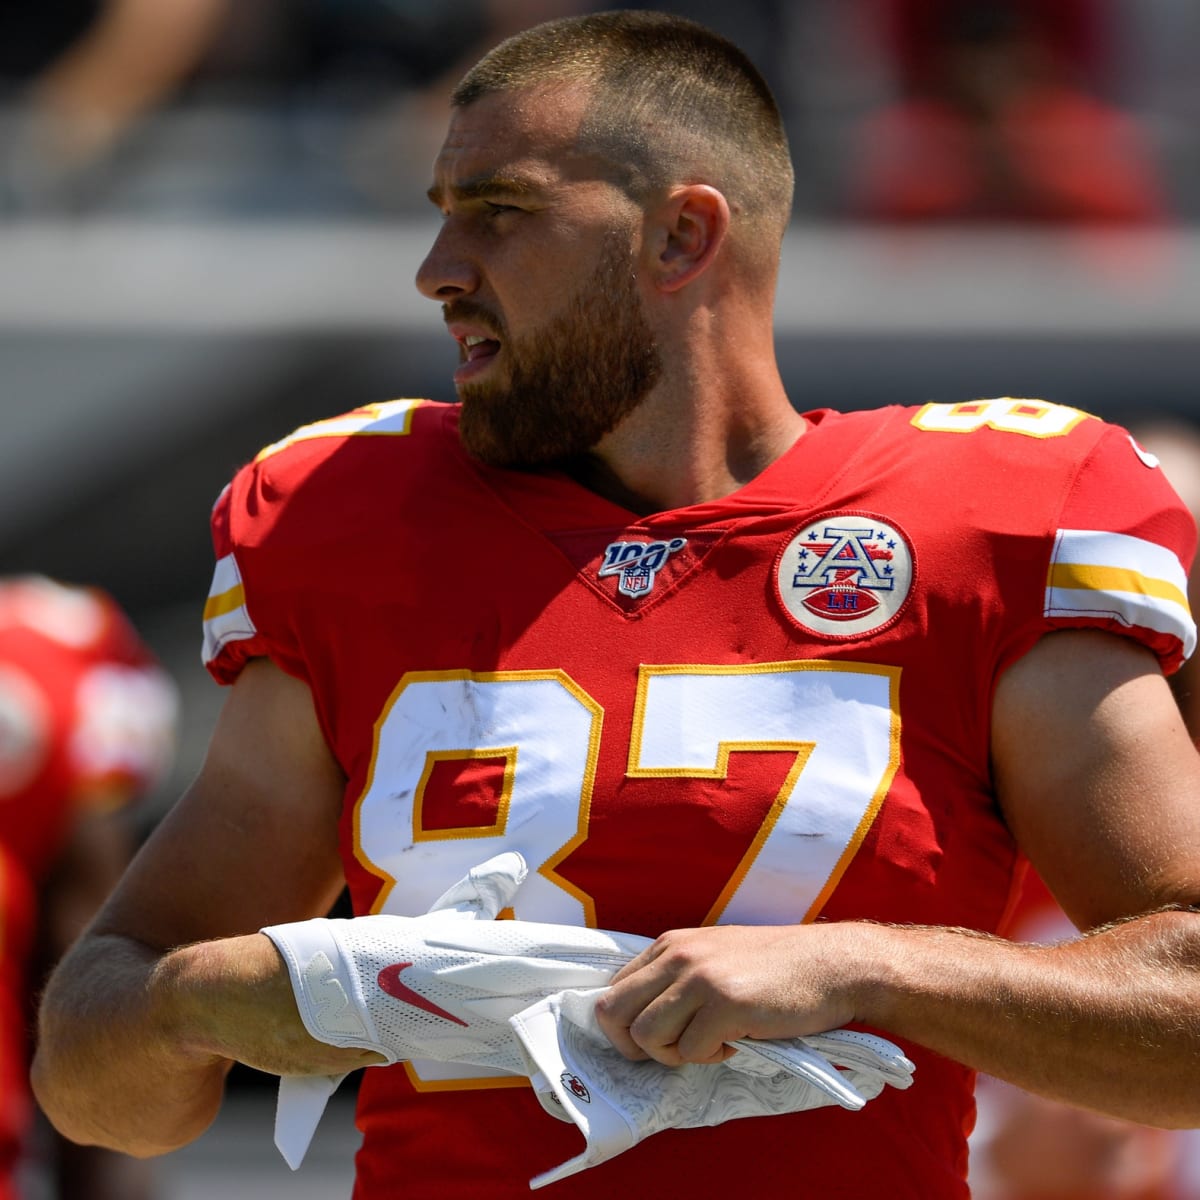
598 537 687 597
561 1072 591 1104
776 513 914 637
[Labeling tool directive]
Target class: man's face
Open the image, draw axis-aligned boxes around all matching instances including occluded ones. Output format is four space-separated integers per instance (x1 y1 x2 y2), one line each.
418 86 661 468
449 232 660 467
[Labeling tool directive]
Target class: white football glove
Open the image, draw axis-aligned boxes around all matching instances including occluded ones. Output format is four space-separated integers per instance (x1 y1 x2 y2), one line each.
264 849 548 1166
264 852 652 1165
510 989 914 1188
264 878 650 1074
263 852 915 1185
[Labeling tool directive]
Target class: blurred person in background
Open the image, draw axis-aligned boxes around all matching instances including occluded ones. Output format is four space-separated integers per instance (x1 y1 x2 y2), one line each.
326 0 608 209
850 0 1169 225
0 576 176 1200
0 0 599 215
975 1085 1185 1200
0 0 232 210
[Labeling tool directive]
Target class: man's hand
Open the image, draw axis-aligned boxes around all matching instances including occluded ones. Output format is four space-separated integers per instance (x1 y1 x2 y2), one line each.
594 922 866 1067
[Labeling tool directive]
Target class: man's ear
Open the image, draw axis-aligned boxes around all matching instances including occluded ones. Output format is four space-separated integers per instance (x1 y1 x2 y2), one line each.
645 185 731 293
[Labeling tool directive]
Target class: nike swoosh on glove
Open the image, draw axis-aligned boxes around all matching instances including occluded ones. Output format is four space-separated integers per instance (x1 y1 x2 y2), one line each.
264 849 542 1167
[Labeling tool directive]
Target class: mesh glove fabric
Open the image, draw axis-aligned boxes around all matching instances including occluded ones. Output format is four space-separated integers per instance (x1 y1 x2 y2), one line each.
264 849 537 1167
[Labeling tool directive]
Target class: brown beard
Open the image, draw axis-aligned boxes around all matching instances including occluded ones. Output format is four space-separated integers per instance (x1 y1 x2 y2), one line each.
449 236 661 468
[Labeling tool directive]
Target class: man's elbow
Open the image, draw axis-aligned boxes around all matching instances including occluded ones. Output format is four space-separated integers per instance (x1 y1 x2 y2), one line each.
31 1043 221 1158
30 949 228 1158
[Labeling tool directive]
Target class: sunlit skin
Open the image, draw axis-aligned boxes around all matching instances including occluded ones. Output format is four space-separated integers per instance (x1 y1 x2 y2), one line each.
418 86 661 469
440 235 660 468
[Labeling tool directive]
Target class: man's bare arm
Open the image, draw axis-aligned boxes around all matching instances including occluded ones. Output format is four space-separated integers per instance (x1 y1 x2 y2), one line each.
35 802 164 1194
596 631 1200 1127
31 658 383 1157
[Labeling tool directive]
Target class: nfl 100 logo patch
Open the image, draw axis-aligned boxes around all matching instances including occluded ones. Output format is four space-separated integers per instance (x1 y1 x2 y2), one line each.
775 513 914 637
598 537 687 597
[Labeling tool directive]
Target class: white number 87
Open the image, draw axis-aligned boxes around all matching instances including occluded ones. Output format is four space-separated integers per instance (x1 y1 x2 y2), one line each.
355 661 901 927
353 660 900 1088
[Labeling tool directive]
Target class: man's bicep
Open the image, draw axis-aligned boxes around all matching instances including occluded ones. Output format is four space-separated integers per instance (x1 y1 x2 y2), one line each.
993 630 1200 932
92 657 347 950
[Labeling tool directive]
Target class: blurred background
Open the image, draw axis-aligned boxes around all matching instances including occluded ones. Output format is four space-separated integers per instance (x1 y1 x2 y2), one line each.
3 0 1200 800
2 0 1200 1195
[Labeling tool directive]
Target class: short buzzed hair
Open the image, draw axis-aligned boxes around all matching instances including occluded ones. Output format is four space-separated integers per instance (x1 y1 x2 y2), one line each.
452 10 795 244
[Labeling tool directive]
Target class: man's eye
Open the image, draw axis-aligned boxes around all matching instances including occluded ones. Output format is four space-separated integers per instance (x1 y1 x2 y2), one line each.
484 202 519 216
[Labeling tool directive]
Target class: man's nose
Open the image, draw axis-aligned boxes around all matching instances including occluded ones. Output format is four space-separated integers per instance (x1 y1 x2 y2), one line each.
415 226 480 301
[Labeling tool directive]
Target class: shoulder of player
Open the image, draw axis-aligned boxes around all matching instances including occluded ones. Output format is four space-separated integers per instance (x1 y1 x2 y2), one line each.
854 397 1137 475
223 398 457 511
210 398 476 588
253 398 451 473
896 397 1106 451
809 400 1178 527
803 398 1117 466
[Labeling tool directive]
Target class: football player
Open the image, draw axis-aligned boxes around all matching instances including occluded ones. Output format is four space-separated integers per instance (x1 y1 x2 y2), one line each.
31 12 1200 1198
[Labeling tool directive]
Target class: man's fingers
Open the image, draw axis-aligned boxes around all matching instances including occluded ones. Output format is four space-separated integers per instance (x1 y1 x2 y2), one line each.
673 1011 740 1066
597 940 672 1057
605 941 661 986
593 971 660 1060
598 981 741 1066
597 958 736 1067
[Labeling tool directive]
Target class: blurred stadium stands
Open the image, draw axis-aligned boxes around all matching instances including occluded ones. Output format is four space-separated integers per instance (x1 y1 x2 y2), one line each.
0 0 1198 866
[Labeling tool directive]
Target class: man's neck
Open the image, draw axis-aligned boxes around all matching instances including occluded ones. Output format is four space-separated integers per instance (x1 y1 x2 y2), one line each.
563 383 806 515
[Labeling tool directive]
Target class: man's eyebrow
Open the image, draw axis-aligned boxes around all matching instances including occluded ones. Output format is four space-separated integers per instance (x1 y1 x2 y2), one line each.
426 175 541 208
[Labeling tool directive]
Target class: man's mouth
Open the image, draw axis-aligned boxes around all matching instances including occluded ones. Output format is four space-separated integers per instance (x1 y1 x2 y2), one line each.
462 334 501 363
453 331 503 386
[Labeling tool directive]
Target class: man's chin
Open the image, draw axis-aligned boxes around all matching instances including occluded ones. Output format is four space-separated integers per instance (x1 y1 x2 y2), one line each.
458 416 580 472
458 407 532 469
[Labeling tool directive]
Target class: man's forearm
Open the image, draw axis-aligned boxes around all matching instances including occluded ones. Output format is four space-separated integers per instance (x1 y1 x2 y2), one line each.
598 907 1200 1128
854 907 1200 1127
32 934 234 1156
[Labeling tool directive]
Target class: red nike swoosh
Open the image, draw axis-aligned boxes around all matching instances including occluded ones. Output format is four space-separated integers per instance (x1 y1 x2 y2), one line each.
377 963 468 1027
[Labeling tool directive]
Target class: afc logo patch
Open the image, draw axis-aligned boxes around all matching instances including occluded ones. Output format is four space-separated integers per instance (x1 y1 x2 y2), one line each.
775 513 914 638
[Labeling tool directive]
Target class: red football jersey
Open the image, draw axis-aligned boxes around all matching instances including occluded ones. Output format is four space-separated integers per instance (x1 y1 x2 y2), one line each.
204 398 1195 1199
0 578 176 1194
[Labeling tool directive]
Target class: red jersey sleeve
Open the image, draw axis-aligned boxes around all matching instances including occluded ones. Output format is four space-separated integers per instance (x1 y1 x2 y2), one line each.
201 399 438 687
200 478 271 685
1042 423 1196 674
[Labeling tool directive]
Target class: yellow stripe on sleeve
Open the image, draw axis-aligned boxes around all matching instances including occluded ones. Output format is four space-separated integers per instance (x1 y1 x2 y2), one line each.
202 583 246 622
202 553 257 666
1045 529 1196 660
1046 562 1189 612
